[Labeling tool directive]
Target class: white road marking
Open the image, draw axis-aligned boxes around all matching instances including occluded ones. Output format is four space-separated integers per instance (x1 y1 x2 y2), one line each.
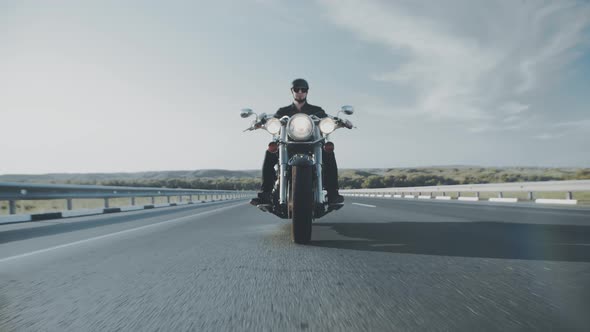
0 202 245 265
352 203 376 208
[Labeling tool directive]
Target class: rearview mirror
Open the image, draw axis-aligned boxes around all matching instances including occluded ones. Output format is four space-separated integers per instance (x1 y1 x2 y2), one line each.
341 105 354 115
240 108 254 118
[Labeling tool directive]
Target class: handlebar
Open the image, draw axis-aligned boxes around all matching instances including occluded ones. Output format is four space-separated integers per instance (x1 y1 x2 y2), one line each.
244 113 355 132
332 117 354 129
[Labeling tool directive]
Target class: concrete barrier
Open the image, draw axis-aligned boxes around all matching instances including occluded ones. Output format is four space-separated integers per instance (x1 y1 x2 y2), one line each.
535 199 578 205
458 197 479 201
489 198 518 203
418 196 432 199
120 206 146 212
0 214 32 224
435 196 452 200
62 208 105 218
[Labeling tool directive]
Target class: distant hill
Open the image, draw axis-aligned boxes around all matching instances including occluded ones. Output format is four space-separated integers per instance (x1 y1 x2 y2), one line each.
0 169 261 184
1 167 588 190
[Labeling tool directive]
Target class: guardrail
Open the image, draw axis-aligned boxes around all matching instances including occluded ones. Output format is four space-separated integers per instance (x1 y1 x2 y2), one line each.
0 182 255 215
341 180 590 205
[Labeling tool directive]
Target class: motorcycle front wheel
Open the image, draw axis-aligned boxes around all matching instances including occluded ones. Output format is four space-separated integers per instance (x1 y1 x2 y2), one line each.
290 165 313 244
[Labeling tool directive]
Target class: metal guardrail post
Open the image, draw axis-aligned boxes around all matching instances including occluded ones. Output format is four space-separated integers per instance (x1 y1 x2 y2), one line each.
9 200 16 215
499 192 503 198
151 197 155 204
567 192 573 200
458 192 461 198
179 195 183 202
528 192 533 200
167 196 170 203
67 199 73 210
131 197 135 206
104 198 109 208
476 192 480 199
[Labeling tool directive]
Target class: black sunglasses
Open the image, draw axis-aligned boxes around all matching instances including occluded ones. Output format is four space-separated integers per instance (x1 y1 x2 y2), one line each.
292 87 308 93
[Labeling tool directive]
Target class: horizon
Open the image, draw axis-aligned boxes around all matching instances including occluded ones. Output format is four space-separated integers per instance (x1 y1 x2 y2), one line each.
1 164 588 178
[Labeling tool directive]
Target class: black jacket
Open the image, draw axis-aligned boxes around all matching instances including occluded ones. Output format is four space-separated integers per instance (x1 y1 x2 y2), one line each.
274 102 327 119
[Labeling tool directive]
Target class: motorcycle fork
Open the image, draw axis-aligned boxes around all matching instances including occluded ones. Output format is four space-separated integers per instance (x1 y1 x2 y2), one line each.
279 129 289 205
314 142 324 205
313 125 324 205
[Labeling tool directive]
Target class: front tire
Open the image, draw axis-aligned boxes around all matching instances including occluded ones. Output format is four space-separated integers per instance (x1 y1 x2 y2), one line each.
291 165 313 244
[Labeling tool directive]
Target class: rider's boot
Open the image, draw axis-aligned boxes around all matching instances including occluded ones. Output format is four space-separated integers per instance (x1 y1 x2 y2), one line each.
250 191 271 206
327 191 344 204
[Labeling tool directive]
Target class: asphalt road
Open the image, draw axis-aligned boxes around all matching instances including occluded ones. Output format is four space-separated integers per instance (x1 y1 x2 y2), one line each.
1 198 589 331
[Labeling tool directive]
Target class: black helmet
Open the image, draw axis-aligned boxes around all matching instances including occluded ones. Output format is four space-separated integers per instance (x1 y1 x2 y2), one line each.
291 78 309 89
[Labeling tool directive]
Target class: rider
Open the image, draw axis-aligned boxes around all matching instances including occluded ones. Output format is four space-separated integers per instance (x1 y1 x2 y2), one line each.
251 78 345 205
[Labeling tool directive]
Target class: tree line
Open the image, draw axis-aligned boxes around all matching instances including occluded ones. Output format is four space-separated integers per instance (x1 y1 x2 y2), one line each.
93 168 589 190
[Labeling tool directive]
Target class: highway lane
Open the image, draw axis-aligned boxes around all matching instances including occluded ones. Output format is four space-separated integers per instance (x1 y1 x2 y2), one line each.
0 198 589 331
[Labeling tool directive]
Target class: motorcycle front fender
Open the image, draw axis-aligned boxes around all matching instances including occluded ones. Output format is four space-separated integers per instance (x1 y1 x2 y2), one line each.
288 154 314 167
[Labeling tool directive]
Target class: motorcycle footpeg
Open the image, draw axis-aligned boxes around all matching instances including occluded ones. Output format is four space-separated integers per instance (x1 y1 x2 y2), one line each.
327 203 344 211
256 204 272 212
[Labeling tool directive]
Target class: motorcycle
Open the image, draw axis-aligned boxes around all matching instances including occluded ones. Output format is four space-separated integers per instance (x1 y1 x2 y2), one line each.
240 106 355 244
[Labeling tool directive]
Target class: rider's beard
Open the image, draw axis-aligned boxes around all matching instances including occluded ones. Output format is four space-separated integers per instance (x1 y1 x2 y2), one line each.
294 97 307 103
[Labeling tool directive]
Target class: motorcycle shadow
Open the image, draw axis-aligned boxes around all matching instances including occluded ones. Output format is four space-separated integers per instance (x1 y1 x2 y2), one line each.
310 221 590 262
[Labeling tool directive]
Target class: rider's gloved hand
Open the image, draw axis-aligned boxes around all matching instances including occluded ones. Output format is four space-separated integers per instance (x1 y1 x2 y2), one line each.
267 142 278 153
323 142 335 153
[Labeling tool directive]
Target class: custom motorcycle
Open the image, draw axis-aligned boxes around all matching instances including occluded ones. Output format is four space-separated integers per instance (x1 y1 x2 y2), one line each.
240 106 355 244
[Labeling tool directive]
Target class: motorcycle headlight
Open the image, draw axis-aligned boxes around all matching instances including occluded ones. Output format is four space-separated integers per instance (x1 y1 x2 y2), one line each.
287 113 314 141
319 118 336 134
265 118 281 135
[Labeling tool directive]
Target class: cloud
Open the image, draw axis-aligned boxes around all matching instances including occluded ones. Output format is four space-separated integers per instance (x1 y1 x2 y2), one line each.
530 118 590 140
500 102 530 115
533 133 566 140
317 0 590 132
553 119 590 130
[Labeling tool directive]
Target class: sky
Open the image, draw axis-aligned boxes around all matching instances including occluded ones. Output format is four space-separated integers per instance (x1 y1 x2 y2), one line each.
1 0 589 174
